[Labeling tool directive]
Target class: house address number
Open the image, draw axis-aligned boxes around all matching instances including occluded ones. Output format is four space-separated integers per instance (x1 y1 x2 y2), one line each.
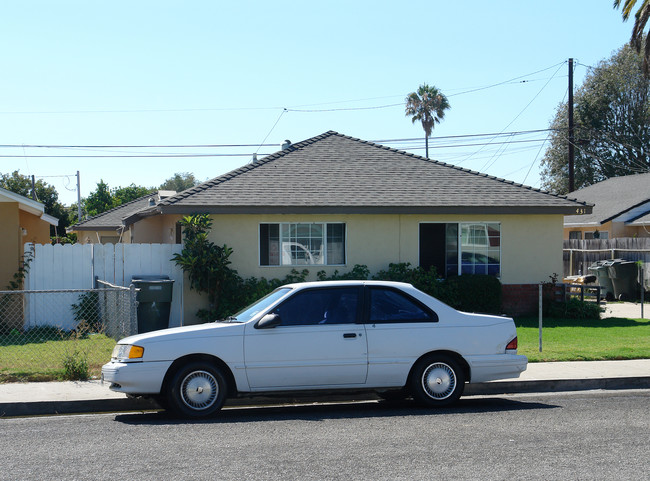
575 208 587 214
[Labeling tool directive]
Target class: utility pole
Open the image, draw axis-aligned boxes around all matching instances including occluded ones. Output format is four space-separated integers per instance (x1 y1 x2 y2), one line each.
568 58 575 193
31 175 38 201
76 171 82 222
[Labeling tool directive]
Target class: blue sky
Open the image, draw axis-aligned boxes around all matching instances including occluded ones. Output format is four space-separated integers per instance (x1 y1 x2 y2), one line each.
0 1 633 206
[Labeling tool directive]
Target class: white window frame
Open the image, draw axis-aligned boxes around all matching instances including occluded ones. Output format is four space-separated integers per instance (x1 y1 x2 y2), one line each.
259 222 347 267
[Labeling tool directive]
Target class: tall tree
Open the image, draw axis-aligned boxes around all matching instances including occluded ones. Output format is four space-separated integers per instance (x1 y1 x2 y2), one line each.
0 170 70 236
112 184 153 205
159 172 199 192
84 180 115 218
614 0 650 76
405 84 450 159
540 43 650 194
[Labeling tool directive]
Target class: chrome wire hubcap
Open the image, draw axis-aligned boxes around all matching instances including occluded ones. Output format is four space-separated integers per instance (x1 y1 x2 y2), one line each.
181 370 218 410
422 362 456 400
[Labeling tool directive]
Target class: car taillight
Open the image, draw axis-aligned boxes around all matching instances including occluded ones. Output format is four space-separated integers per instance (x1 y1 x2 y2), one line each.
506 337 518 351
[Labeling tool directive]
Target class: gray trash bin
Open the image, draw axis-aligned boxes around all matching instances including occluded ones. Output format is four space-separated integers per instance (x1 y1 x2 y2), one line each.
607 261 639 301
588 260 618 301
132 275 175 333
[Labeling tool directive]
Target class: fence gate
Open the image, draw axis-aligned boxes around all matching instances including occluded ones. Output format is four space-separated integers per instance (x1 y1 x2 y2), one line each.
24 243 184 329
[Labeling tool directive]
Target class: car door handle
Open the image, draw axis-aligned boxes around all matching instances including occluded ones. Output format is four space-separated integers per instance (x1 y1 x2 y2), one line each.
343 333 357 338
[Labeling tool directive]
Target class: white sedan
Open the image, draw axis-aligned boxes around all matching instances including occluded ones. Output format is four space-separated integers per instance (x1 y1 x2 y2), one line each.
102 281 527 417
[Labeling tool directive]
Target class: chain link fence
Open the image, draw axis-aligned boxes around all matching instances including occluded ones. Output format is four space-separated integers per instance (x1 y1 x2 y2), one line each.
0 284 137 382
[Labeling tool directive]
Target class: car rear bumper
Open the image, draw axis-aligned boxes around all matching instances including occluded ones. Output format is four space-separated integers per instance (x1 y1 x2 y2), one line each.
466 354 528 383
101 360 172 394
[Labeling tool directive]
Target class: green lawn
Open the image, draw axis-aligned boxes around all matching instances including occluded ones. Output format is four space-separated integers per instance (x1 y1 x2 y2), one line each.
516 317 650 362
0 332 115 383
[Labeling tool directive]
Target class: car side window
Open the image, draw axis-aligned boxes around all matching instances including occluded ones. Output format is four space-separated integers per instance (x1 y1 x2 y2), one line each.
369 288 435 323
273 287 360 326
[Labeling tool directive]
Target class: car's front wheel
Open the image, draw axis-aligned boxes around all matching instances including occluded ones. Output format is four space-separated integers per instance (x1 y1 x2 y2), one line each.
165 362 227 418
409 355 465 407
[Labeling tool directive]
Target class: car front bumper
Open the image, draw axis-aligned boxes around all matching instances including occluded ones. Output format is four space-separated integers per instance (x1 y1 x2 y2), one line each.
466 354 528 383
101 360 173 394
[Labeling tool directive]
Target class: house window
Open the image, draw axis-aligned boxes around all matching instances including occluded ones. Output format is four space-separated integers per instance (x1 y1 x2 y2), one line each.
419 222 501 278
569 231 582 240
260 223 346 266
585 231 608 239
100 236 120 245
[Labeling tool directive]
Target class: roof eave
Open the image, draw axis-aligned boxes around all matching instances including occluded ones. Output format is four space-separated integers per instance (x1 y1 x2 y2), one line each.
158 204 590 215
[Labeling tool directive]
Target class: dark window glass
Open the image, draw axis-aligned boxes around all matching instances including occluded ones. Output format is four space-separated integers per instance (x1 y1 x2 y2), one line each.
260 224 280 266
273 287 359 326
369 288 434 323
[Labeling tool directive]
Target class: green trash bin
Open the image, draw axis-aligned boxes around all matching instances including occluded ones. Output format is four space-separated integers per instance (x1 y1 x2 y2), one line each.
607 261 639 301
132 275 175 333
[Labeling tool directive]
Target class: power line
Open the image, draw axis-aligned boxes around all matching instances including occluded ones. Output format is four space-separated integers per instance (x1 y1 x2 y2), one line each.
0 62 569 116
0 128 556 150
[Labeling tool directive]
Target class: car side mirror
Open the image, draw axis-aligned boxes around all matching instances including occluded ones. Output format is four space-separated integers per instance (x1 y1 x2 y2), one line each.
256 313 281 329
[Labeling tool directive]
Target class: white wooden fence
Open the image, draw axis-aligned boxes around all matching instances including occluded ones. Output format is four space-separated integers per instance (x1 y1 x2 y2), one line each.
24 243 184 330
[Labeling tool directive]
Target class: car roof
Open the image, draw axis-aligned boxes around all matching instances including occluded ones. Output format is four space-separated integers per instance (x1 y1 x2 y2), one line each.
281 280 415 290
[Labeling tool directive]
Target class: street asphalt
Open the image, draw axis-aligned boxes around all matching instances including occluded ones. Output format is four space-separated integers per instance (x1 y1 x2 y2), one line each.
1 301 648 417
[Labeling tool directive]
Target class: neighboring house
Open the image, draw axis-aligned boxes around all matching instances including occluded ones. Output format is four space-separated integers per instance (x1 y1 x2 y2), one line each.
564 173 650 240
0 187 58 289
91 131 591 316
68 190 177 244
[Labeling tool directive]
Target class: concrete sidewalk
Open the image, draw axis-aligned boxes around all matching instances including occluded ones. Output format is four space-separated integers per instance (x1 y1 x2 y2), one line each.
1 359 649 417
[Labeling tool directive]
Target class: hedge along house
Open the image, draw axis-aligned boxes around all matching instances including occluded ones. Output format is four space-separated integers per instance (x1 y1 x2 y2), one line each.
117 131 592 318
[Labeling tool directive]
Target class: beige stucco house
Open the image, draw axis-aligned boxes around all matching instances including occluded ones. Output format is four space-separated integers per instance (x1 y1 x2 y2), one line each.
70 131 592 315
0 187 59 289
68 190 178 244
564 173 650 240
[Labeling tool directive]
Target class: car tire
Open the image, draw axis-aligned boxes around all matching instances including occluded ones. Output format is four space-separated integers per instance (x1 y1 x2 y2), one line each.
165 362 228 418
409 355 465 407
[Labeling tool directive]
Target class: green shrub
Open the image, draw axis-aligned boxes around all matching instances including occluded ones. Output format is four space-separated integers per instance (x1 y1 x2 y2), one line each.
445 275 502 314
317 264 370 281
71 291 101 333
371 262 458 307
61 349 89 381
547 297 602 320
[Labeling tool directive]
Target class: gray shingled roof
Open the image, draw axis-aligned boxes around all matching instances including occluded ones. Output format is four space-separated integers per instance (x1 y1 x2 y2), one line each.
71 192 158 230
124 131 589 220
564 173 650 226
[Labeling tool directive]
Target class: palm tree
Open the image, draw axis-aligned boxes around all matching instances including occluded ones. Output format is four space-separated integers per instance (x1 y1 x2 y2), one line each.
405 84 450 159
614 0 650 76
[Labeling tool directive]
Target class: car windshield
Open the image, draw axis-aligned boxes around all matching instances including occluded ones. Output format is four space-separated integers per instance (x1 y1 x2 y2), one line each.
226 288 292 323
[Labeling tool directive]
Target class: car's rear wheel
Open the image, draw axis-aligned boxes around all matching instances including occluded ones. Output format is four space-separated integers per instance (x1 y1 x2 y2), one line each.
166 362 227 418
409 355 465 407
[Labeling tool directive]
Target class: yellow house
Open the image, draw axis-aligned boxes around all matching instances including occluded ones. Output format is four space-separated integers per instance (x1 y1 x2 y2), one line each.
70 131 593 315
0 187 59 289
564 173 650 240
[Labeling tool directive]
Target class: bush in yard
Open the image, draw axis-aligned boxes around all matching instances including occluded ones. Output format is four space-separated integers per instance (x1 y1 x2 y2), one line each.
547 297 602 320
172 214 241 321
317 264 370 281
71 291 101 334
371 263 457 306
444 274 502 314
62 348 90 381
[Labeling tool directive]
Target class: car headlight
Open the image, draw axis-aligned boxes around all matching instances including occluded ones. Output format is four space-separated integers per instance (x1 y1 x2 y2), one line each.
112 344 145 361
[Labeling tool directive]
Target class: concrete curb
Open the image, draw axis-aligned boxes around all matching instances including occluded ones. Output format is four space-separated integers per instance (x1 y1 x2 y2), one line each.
3 377 650 417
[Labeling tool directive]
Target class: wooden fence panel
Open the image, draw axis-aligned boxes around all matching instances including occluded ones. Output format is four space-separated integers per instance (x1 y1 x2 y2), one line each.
563 238 650 288
23 243 184 328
